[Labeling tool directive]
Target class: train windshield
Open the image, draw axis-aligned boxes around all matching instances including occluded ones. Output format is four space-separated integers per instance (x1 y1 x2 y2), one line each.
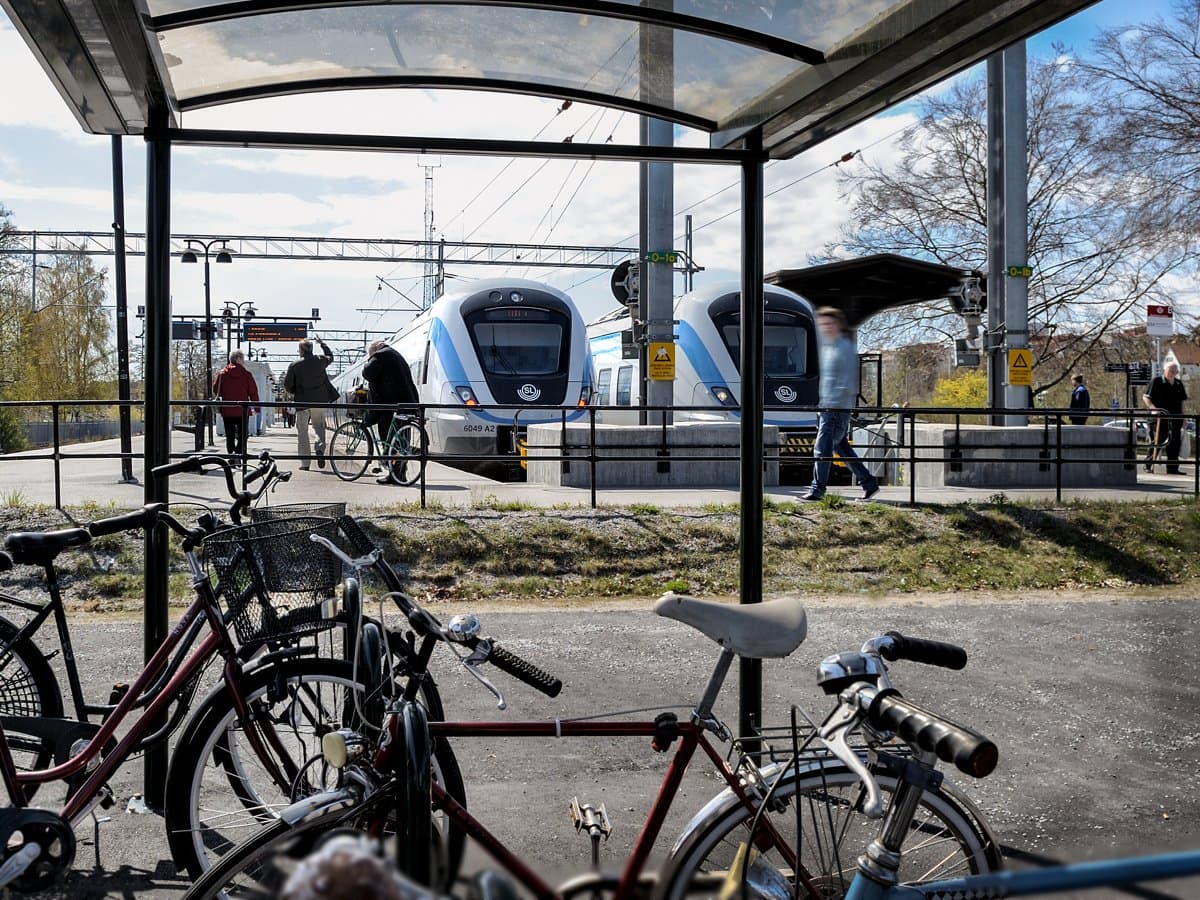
715 310 809 376
468 307 566 376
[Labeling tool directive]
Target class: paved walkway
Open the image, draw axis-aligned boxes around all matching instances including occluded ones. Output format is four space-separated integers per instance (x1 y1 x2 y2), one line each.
3 425 1198 510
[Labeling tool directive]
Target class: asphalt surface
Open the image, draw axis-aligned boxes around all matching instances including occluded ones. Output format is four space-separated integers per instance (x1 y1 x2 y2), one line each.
20 593 1200 899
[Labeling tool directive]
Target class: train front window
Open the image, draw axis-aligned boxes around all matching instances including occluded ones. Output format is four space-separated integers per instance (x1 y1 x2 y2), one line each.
469 308 565 376
715 310 809 376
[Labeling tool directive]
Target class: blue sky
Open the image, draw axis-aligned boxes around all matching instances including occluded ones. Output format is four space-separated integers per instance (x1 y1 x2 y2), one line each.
0 0 1180 364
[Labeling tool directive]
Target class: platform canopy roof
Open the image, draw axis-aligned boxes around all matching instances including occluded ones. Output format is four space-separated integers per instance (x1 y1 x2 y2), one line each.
767 253 982 328
3 0 1095 158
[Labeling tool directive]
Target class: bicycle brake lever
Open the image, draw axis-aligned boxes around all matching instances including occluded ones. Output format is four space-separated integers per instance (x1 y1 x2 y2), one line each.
454 640 507 711
818 698 885 819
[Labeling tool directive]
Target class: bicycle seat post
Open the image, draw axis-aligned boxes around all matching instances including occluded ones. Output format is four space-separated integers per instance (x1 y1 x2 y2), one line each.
691 648 734 739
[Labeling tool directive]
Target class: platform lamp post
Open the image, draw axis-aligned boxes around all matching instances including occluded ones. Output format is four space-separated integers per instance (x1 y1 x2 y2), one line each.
222 300 257 361
181 239 233 446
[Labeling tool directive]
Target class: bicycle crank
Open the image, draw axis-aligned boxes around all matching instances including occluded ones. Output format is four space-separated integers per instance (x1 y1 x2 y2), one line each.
0 807 76 892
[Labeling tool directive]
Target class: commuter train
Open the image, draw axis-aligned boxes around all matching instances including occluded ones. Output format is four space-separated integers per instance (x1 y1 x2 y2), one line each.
335 278 593 473
586 282 820 470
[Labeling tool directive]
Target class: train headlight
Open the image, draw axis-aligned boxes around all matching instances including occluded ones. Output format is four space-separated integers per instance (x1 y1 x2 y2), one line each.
578 386 593 407
454 385 480 407
710 386 739 408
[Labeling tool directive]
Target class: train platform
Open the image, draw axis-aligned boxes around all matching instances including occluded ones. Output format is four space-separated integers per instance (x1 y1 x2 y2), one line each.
1 423 1196 511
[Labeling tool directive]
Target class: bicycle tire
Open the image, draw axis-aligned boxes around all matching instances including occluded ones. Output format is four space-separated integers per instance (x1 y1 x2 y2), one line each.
165 658 466 884
0 614 64 799
654 764 1000 900
329 422 373 482
385 418 427 487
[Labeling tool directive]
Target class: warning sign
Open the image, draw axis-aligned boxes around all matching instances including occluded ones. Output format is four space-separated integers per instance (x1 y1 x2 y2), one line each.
648 342 675 381
1007 348 1033 386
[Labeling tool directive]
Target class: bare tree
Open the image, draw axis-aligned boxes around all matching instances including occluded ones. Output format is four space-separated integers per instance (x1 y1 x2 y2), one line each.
1079 0 1200 251
827 52 1191 395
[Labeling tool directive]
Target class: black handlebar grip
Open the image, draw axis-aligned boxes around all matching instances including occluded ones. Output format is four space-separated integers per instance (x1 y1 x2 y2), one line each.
88 503 167 537
880 632 968 670
336 514 378 557
868 690 997 778
0 551 11 572
150 455 209 478
487 643 563 698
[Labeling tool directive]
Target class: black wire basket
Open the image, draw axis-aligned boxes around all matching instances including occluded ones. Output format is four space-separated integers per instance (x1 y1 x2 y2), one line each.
205 516 343 646
249 502 348 524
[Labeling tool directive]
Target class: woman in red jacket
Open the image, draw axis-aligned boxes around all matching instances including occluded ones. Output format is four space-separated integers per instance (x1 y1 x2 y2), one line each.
213 349 260 457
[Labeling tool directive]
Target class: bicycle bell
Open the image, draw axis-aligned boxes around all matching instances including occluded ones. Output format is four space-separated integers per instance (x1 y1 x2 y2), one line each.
817 650 886 695
446 613 481 643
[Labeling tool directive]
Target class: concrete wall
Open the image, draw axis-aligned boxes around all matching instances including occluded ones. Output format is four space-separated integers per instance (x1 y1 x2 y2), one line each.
525 422 780 488
905 423 1137 488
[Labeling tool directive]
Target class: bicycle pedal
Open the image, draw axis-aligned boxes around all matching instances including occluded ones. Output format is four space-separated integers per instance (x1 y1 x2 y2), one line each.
97 784 116 810
569 797 612 840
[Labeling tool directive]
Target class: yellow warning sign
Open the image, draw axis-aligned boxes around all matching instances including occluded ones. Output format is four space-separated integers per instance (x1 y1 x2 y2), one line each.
1008 348 1033 386
648 342 675 381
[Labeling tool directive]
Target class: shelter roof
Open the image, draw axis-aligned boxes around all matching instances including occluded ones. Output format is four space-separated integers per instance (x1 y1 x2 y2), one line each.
766 253 980 328
2 0 1096 158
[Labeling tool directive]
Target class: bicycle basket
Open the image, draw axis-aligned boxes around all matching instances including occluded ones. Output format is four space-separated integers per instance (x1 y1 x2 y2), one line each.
205 516 342 646
249 502 347 524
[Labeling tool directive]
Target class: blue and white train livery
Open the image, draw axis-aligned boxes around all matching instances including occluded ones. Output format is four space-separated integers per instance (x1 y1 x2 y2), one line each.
336 277 592 469
586 281 819 442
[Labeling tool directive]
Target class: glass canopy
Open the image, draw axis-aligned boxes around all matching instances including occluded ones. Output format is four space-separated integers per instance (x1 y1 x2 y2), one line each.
1 0 1098 158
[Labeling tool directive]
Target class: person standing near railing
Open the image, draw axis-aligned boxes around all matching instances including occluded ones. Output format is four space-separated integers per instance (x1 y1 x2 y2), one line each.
363 340 419 485
801 307 880 502
284 337 335 470
1142 361 1188 474
213 349 259 459
1068 373 1090 425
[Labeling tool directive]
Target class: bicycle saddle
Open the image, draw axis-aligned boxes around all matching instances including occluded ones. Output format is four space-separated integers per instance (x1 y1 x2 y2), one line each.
653 592 808 659
4 528 91 565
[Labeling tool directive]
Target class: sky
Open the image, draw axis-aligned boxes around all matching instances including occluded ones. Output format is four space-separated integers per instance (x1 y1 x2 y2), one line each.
0 0 1180 370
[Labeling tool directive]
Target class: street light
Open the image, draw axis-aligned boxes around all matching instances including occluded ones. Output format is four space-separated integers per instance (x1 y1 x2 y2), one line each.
182 238 233 445
222 300 257 362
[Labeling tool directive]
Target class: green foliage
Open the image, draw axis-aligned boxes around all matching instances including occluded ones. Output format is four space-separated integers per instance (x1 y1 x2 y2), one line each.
0 407 26 452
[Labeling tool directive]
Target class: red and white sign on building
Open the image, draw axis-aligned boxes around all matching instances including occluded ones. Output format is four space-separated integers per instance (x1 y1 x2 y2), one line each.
1146 304 1174 337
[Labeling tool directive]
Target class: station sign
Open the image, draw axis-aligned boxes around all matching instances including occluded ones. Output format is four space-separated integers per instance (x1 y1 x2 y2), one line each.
644 250 678 265
1006 265 1033 278
241 321 309 342
1105 362 1152 385
1007 348 1032 386
647 342 676 381
1146 304 1174 337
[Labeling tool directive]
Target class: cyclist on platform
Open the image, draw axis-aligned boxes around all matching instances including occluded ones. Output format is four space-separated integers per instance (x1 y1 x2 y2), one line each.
363 339 419 485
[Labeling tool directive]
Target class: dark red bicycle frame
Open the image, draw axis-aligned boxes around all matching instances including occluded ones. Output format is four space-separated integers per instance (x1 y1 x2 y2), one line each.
0 575 288 824
427 718 801 900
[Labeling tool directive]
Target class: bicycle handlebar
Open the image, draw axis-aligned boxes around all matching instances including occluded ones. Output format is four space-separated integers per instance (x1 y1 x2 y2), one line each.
150 451 288 524
876 632 968 670
88 502 170 537
867 689 998 778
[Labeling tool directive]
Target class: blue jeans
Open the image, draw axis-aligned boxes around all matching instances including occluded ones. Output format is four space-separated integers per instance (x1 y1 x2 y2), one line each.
810 411 875 494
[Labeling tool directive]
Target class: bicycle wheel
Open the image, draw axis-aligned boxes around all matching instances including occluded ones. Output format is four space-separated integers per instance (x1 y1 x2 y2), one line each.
654 765 1000 900
385 418 427 487
328 421 373 482
0 614 64 799
165 658 466 884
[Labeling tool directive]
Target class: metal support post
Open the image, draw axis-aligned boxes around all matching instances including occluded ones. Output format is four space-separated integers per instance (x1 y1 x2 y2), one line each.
111 137 135 483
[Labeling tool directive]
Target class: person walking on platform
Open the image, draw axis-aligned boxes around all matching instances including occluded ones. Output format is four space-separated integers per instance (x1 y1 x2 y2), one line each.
801 307 879 502
1142 362 1188 474
213 349 259 458
1069 374 1091 425
284 337 335 470
362 340 419 485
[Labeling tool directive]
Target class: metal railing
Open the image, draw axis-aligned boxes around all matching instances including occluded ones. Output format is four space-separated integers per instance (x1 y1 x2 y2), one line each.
1 399 1196 509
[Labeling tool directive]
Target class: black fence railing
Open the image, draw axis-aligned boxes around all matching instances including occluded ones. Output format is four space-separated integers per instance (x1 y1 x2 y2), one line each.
2 399 1197 509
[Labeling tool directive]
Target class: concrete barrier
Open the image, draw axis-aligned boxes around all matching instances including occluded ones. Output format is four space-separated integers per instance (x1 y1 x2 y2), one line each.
906 423 1137 488
525 422 780 487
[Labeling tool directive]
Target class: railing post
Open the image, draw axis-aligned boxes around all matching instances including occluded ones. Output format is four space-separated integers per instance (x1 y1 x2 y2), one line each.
1055 413 1063 503
589 407 597 510
52 403 62 510
908 412 916 506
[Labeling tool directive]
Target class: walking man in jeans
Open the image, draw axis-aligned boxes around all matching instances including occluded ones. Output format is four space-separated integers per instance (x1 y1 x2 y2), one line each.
801 307 879 502
283 337 335 470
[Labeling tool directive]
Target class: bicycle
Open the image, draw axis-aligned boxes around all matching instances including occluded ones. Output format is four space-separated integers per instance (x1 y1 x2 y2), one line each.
327 405 428 486
0 457 389 892
183 587 1001 900
0 451 298 799
785 654 1200 899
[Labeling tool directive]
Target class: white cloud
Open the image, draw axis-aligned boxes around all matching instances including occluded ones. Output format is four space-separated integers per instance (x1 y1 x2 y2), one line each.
0 20 98 142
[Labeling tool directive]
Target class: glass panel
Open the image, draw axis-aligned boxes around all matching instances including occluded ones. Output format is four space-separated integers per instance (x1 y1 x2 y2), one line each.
156 5 805 125
596 369 612 406
470 322 563 376
616 366 633 406
763 316 807 377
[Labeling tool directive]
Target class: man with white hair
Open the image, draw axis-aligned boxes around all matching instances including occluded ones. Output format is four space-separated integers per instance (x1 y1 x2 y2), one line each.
1142 361 1188 474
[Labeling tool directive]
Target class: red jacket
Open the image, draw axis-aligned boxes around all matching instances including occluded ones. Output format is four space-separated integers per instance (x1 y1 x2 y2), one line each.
213 363 259 418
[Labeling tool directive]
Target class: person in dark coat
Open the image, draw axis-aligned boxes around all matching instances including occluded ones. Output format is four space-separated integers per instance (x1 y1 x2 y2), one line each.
283 338 334 470
1068 374 1090 425
362 340 419 484
213 349 260 457
1142 362 1188 474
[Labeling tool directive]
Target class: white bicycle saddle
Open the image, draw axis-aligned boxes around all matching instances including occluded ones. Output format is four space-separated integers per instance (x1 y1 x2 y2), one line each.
653 592 808 659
